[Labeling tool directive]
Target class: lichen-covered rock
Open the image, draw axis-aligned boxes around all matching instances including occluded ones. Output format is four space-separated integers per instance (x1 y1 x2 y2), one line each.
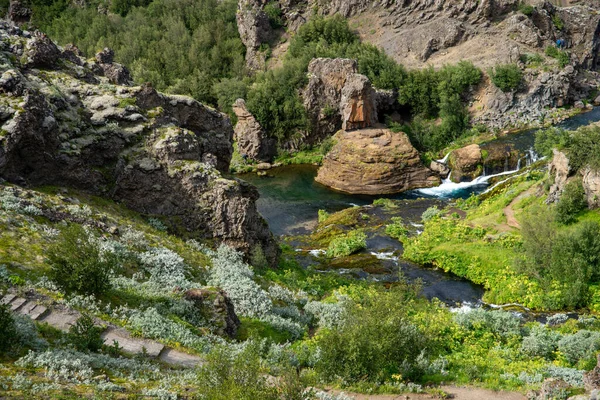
23 31 60 68
232 98 277 162
582 166 600 209
184 288 241 338
8 0 31 24
94 48 132 85
237 0 272 71
547 149 571 204
448 144 483 183
0 24 279 266
315 128 439 195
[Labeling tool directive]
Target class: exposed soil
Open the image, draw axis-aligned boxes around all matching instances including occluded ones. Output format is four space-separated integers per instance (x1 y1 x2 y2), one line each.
331 385 526 400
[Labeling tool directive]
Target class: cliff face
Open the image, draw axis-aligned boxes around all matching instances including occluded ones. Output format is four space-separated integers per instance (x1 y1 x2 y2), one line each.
0 24 279 265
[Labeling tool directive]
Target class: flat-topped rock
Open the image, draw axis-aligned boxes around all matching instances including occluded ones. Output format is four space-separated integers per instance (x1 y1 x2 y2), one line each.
315 128 439 195
37 309 80 331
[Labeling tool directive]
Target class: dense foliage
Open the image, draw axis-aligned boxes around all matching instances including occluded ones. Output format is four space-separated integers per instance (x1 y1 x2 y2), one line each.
535 125 600 171
47 225 116 296
489 64 523 92
41 0 244 106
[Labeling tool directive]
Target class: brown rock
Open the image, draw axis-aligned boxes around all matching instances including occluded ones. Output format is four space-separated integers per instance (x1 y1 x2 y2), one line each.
547 149 571 203
232 98 277 162
430 160 450 178
315 128 439 195
340 74 378 131
236 0 272 71
184 289 241 338
448 144 483 182
582 166 600 209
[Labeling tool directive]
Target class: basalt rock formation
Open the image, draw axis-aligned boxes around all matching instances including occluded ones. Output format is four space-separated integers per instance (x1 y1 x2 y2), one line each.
232 98 277 162
184 289 241 338
315 128 439 195
547 149 572 203
303 58 377 144
0 23 279 266
237 0 273 72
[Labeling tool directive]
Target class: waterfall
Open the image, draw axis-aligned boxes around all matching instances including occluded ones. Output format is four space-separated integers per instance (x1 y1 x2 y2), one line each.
415 147 541 198
436 152 452 164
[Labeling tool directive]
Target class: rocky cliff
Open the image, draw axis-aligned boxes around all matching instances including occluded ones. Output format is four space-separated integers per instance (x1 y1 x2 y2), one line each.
315 128 439 194
0 24 279 265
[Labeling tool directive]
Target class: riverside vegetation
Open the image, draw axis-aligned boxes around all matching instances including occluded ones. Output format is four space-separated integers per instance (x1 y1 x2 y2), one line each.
4 0 600 399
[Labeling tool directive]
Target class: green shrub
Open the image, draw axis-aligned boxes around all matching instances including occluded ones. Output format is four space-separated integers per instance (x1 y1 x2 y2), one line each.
454 308 521 339
48 225 117 296
386 217 408 239
552 15 565 30
326 230 367 258
0 303 17 353
518 3 535 16
555 179 587 225
520 53 544 66
421 206 441 221
558 330 600 365
521 324 561 359
263 1 283 28
489 64 523 92
68 314 104 352
315 287 431 383
318 209 330 223
545 46 570 68
534 127 570 157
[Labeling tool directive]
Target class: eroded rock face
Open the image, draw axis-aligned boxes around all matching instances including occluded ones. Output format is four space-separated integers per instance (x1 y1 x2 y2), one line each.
448 144 483 183
232 98 277 162
582 166 600 209
23 31 61 68
237 0 272 71
315 128 439 195
303 58 377 144
547 149 571 203
0 23 279 266
184 289 241 338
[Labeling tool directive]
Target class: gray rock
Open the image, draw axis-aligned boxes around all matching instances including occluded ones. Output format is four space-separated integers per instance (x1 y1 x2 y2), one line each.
232 98 277 162
547 149 572 203
23 31 60 68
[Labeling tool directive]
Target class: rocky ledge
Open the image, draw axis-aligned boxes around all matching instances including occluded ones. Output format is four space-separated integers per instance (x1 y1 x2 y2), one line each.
0 23 278 265
315 128 439 195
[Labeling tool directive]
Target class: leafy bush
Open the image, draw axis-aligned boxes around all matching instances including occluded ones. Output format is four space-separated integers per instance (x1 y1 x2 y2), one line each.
558 330 600 365
263 1 283 28
0 303 17 353
318 210 330 223
489 64 523 92
521 324 561 359
519 3 535 16
453 308 521 338
315 288 431 383
552 15 565 30
139 247 190 288
545 46 570 68
555 179 587 224
48 225 116 296
326 230 367 258
422 206 442 221
385 217 408 239
534 127 570 157
68 314 104 352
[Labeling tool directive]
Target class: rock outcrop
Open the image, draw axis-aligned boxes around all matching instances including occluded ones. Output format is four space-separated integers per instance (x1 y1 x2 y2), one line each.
448 144 483 183
547 149 571 203
303 58 377 144
582 166 600 209
232 98 277 162
0 23 278 266
237 0 272 72
315 128 439 195
184 289 241 338
8 0 31 24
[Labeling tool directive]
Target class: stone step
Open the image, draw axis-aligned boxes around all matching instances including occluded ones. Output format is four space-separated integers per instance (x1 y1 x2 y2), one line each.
158 348 203 368
9 297 26 311
37 310 80 331
17 302 49 320
101 327 164 357
0 294 16 305
19 301 38 315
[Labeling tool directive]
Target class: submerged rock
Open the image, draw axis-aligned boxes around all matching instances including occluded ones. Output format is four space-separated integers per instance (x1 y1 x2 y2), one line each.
448 144 483 183
315 128 439 195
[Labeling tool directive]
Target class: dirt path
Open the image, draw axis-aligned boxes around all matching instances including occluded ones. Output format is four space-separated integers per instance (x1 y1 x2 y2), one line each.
503 187 536 229
332 385 526 400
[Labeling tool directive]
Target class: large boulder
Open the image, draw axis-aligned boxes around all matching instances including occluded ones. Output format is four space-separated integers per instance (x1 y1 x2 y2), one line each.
232 98 277 162
184 289 240 338
448 144 483 183
23 31 61 68
315 128 439 195
303 58 377 144
0 26 279 266
8 0 31 24
547 149 571 204
94 48 132 85
340 74 378 131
